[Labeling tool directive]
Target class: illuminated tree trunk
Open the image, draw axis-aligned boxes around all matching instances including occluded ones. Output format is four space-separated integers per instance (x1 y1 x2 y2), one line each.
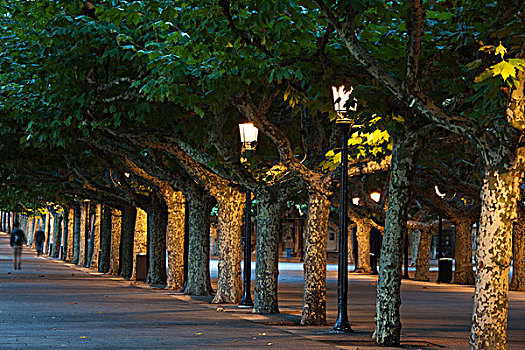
414 228 432 281
470 168 520 350
98 205 112 273
72 204 81 265
90 204 102 268
212 186 245 304
510 203 525 291
66 209 74 262
45 213 52 255
108 209 122 275
132 208 147 280
119 205 137 280
185 192 214 295
452 219 475 285
301 191 330 325
254 189 281 314
374 133 420 346
165 190 185 290
79 202 88 266
355 218 372 273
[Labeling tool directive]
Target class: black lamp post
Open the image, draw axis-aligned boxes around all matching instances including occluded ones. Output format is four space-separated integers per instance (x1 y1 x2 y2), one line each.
331 85 357 333
238 123 258 308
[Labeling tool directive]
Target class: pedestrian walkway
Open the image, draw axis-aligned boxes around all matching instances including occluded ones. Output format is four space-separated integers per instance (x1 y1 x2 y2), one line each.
1 232 524 349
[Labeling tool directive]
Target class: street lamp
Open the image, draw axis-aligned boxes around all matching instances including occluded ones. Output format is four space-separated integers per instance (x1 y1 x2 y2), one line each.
238 122 258 308
370 192 381 203
331 85 356 333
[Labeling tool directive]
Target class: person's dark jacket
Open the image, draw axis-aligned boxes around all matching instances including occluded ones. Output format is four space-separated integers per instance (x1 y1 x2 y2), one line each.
10 228 26 247
35 230 45 244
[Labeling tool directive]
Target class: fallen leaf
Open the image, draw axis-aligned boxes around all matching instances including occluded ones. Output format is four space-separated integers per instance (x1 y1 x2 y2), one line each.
268 343 273 346
195 333 203 336
98 311 102 314
253 337 257 340
216 307 224 312
67 302 78 305
52 328 57 331
232 340 237 343
80 336 87 339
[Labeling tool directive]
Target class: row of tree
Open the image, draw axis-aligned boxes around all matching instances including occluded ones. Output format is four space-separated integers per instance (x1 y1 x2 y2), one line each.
1 1 524 348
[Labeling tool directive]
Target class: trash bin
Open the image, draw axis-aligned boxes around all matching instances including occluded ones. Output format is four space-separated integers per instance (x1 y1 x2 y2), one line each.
136 253 147 281
437 258 453 283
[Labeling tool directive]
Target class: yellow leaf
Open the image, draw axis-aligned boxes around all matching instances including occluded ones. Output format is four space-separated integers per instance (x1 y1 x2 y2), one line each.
491 60 516 81
80 336 87 339
495 42 507 59
195 333 203 336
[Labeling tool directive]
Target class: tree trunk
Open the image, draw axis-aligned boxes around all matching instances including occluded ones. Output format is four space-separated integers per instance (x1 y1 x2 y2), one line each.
164 189 185 291
119 205 137 280
414 228 432 281
185 192 214 295
510 203 525 291
254 189 281 314
98 205 112 273
108 209 122 276
452 219 475 285
410 229 420 266
374 133 420 346
45 213 52 255
146 195 168 285
355 219 372 273
470 168 519 350
72 204 81 265
301 191 330 325
212 186 245 304
133 208 148 280
66 209 75 262
79 202 88 266
90 204 102 268
51 213 62 258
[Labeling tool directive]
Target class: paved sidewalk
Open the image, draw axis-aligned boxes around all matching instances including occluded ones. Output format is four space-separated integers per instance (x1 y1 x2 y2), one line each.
1 232 524 349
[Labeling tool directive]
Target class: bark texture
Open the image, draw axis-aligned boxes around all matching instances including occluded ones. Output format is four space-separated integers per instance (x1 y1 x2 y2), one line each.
410 229 421 266
51 212 62 258
90 204 102 268
185 193 214 295
254 189 281 314
165 190 185 290
374 134 420 346
108 208 122 276
355 218 372 273
212 186 245 304
119 205 137 280
510 202 525 291
79 202 88 266
66 209 74 262
470 169 519 349
146 195 168 285
132 208 147 280
72 204 81 265
301 191 330 325
98 205 112 273
414 228 432 281
453 220 475 285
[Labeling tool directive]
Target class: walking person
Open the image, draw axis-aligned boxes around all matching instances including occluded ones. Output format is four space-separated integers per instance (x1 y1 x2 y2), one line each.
34 227 45 256
10 221 26 270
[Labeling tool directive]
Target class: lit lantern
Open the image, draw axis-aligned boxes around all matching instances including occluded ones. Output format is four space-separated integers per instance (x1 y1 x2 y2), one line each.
370 192 381 203
332 85 357 123
239 123 259 151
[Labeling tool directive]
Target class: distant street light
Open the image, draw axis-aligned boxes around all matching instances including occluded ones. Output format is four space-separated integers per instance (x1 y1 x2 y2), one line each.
370 192 381 203
238 122 258 308
331 85 355 334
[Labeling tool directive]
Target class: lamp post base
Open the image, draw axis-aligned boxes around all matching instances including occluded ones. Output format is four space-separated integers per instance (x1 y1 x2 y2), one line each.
331 319 353 333
238 295 253 308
